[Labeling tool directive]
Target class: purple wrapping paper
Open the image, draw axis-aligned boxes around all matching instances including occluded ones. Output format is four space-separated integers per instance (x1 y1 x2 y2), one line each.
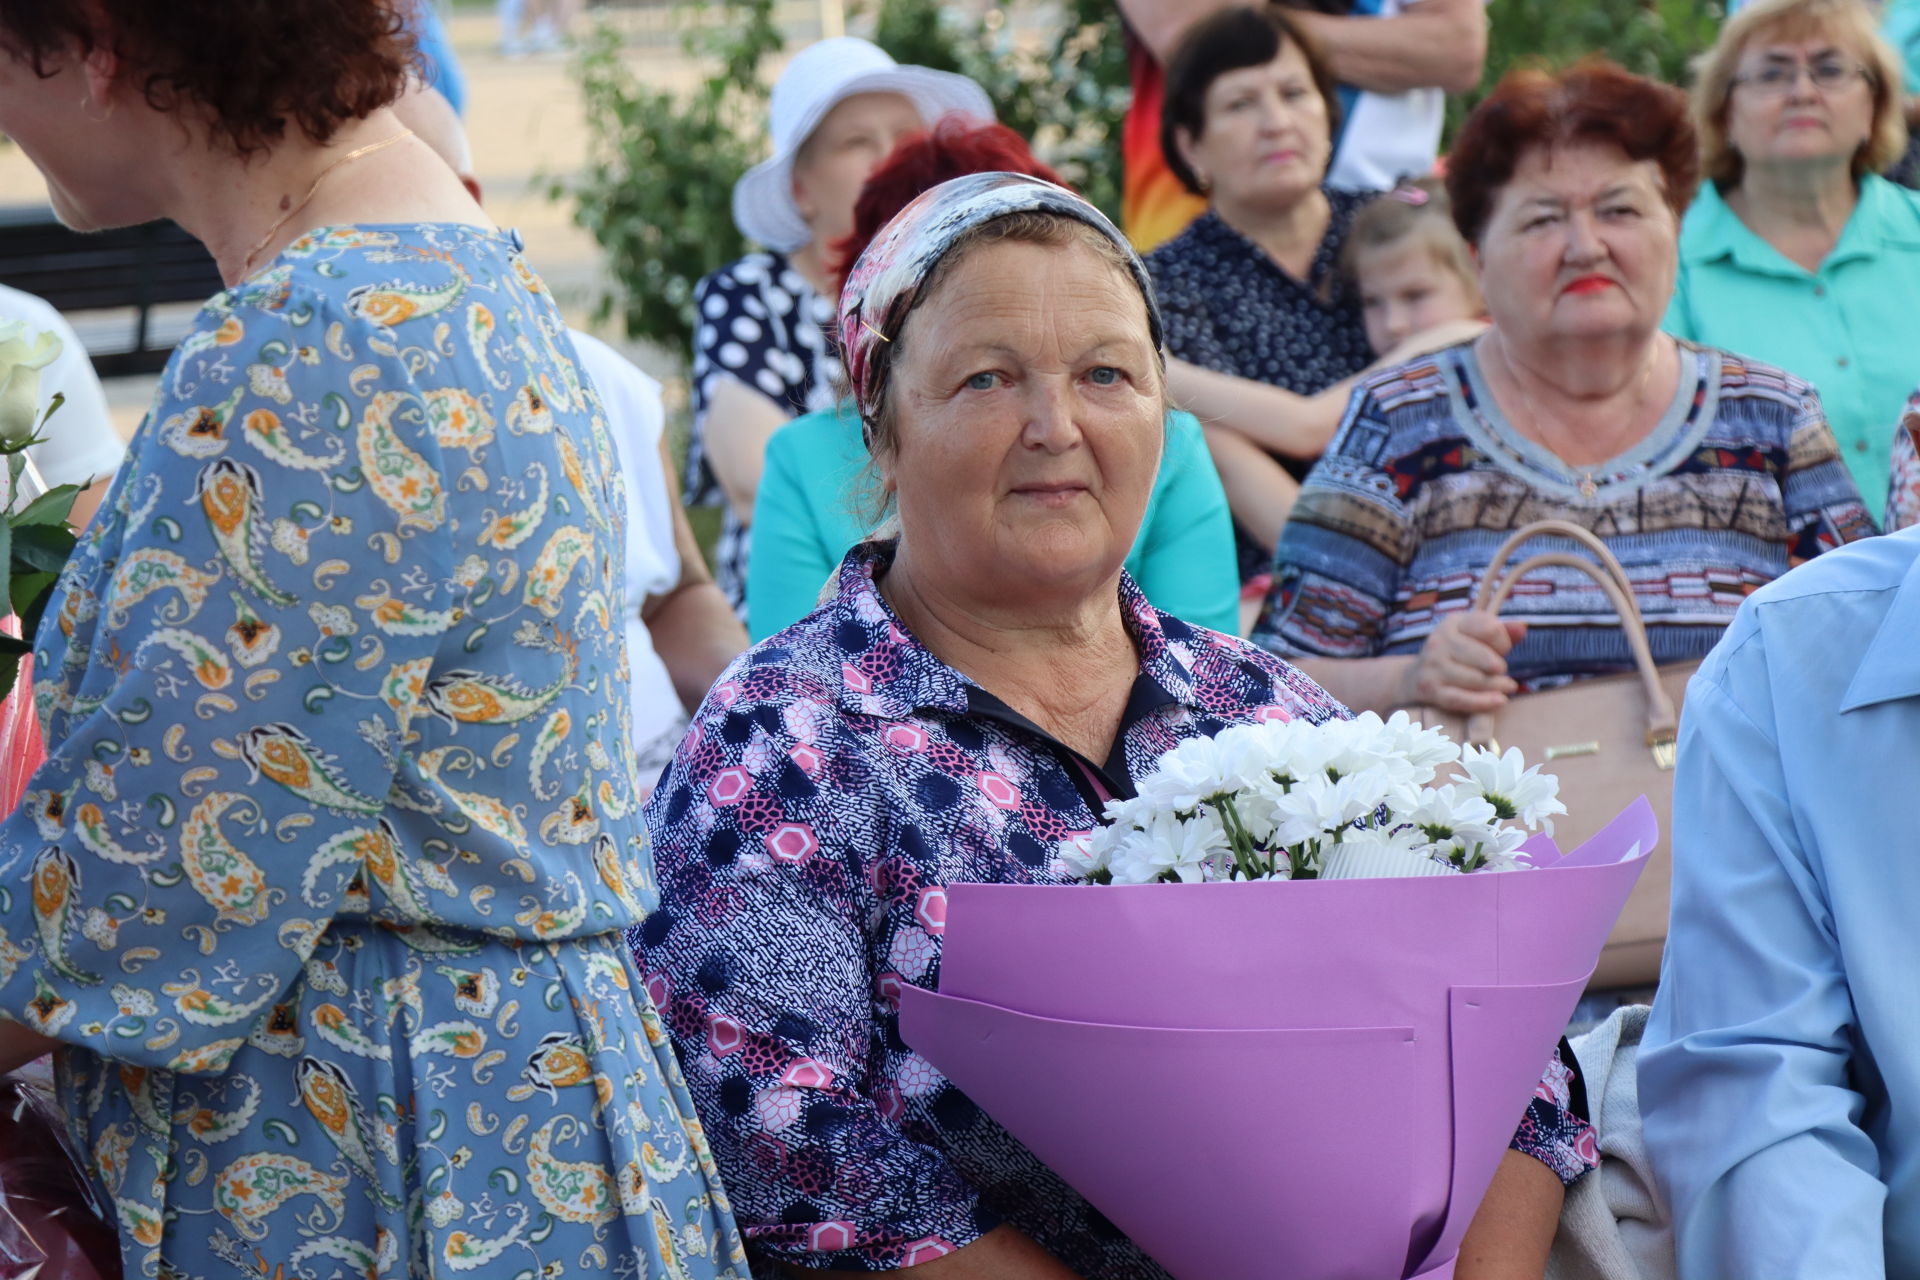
899 798 1654 1280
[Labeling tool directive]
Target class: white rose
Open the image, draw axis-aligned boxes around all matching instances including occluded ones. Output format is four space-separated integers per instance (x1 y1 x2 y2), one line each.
0 320 61 447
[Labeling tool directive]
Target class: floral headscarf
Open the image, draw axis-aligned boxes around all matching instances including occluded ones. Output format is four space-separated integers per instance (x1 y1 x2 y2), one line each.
836 171 1164 432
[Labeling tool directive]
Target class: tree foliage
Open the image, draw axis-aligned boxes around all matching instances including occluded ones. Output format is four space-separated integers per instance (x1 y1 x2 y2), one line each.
1451 0 1724 135
559 0 1129 355
560 0 1723 356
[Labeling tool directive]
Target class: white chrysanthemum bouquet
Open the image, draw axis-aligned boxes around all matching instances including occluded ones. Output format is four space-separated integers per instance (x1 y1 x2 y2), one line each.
1056 712 1567 885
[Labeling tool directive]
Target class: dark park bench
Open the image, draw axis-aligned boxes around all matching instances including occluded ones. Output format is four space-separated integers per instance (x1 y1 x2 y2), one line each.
0 205 224 379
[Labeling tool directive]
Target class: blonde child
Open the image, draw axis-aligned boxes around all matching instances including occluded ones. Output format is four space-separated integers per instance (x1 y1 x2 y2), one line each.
1344 178 1485 356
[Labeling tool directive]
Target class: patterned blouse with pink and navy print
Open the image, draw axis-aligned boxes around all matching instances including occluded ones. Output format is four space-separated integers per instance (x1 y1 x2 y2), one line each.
635 543 1598 1276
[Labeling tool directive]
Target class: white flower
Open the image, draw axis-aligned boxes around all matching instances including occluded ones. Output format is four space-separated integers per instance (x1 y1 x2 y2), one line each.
1052 831 1107 880
1379 710 1459 763
1106 811 1229 884
1402 782 1498 841
0 319 60 446
1440 821 1533 872
1136 736 1231 811
1457 745 1568 832
1268 770 1387 847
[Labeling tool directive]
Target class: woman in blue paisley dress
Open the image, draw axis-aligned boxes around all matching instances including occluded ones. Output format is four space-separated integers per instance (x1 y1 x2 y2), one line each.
0 3 747 1277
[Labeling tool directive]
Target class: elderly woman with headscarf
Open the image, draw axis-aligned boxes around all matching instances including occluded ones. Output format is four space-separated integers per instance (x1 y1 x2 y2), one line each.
637 173 1600 1279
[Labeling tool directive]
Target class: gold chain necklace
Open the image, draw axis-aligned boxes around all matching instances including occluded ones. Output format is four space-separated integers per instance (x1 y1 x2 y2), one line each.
240 128 416 277
1490 331 1662 501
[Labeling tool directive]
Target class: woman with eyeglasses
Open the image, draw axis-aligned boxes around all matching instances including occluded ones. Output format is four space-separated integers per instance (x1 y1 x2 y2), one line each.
1668 0 1920 505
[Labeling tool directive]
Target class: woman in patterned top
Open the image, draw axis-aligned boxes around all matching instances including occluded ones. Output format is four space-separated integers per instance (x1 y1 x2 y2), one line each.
689 36 992 624
1255 61 1876 716
639 173 1599 1279
1145 6 1483 570
0 4 746 1276
1886 397 1920 529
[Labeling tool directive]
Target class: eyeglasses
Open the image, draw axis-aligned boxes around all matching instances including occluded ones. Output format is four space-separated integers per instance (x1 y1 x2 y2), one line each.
1732 60 1870 97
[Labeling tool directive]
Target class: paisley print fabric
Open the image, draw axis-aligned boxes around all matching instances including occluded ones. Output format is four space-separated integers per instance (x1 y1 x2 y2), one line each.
0 223 747 1280
637 544 1592 1275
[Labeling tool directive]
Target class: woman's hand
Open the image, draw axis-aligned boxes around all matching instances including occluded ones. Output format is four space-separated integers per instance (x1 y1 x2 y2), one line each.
1399 612 1527 713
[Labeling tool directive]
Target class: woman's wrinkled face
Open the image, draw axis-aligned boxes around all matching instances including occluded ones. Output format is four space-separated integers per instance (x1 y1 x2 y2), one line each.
1473 142 1678 348
1178 41 1331 214
1725 31 1876 174
882 238 1164 610
790 91 924 249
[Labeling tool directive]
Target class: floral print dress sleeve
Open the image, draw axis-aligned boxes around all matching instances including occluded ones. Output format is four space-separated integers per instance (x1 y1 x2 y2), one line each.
0 228 748 1279
0 285 450 1069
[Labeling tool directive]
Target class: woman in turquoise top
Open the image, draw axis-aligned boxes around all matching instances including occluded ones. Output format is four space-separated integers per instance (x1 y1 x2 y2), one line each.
749 402 1239 639
1666 0 1920 506
745 117 1242 641
0 5 745 1276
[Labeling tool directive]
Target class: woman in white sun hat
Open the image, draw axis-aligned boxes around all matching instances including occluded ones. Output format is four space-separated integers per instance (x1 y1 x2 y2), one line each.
687 36 993 623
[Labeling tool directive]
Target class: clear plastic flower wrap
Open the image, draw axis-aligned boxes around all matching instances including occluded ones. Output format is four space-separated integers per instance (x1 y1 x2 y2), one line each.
0 1066 120 1280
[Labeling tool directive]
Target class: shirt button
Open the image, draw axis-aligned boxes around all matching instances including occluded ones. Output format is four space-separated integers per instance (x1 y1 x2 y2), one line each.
1813 284 1826 297
1837 356 1850 367
1857 439 1870 452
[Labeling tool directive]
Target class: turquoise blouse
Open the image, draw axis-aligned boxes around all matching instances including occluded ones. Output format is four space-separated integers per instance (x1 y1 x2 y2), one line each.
747 403 1241 640
1665 175 1920 508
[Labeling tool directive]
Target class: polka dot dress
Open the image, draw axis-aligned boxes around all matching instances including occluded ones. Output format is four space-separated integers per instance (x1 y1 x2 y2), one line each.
687 251 843 620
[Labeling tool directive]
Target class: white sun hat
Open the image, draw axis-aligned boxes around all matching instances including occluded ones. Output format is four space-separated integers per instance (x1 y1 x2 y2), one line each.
731 36 995 253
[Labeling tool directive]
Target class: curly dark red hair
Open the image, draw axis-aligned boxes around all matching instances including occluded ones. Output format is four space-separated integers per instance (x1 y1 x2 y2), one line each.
828 114 1068 292
0 0 416 154
1445 59 1699 246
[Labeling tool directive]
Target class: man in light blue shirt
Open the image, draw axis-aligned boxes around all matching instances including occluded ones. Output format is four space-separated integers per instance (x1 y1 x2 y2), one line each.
1641 526 1920 1277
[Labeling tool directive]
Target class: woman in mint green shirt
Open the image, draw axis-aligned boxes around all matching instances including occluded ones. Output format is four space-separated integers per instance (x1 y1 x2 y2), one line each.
1666 0 1919 506
748 402 1241 639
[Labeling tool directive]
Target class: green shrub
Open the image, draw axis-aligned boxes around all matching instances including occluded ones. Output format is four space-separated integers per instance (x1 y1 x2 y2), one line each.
559 0 1725 357
1452 0 1724 135
557 0 1129 356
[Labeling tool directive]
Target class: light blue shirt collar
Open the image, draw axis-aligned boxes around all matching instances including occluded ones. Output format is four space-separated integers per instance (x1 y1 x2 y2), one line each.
1842 543 1920 711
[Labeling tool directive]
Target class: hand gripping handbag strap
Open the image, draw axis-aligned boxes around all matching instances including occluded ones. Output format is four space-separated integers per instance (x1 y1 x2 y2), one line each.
1462 520 1680 763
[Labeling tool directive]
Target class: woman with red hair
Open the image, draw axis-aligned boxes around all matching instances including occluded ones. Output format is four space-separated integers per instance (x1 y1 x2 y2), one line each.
1256 60 1872 717
746 115 1241 638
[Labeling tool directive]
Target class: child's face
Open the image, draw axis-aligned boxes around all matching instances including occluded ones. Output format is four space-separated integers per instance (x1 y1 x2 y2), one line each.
1356 242 1481 355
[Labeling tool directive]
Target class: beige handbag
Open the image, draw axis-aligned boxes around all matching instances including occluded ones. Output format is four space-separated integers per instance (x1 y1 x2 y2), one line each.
1408 520 1692 990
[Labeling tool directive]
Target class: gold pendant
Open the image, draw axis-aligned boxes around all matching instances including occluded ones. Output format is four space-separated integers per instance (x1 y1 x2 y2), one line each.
1578 475 1599 500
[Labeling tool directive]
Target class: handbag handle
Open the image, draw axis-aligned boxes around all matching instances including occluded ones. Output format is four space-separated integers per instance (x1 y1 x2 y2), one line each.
1462 519 1679 767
